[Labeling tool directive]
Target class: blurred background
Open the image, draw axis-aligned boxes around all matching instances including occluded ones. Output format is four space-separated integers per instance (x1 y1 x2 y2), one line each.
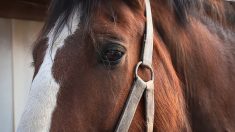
0 0 49 131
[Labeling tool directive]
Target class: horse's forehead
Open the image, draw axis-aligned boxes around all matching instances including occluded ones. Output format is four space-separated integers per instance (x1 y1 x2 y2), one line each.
18 3 143 130
17 10 82 131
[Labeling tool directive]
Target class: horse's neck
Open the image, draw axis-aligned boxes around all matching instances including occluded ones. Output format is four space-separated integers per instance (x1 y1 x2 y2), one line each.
152 37 191 131
153 2 235 130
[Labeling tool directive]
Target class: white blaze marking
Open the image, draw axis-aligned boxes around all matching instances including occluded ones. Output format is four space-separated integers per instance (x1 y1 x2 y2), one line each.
17 10 80 132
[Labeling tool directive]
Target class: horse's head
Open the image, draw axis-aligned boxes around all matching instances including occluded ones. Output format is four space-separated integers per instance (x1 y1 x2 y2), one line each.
18 0 153 131
18 0 235 131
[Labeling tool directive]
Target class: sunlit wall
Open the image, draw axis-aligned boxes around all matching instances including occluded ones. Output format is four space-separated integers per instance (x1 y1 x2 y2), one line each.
0 18 43 132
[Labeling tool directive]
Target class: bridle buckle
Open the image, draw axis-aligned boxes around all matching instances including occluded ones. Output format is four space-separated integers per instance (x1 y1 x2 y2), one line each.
135 61 154 83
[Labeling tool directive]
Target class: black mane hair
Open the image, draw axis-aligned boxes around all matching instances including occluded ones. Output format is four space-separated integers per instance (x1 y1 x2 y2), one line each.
41 0 99 39
41 0 209 37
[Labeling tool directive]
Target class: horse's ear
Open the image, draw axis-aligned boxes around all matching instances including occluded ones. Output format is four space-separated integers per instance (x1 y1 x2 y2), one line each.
124 0 143 9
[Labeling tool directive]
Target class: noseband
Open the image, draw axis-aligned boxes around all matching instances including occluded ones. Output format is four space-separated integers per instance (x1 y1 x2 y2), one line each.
115 0 154 131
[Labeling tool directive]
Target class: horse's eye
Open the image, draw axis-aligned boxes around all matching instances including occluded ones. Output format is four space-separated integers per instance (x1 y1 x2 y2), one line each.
99 43 126 66
103 49 124 61
102 49 124 65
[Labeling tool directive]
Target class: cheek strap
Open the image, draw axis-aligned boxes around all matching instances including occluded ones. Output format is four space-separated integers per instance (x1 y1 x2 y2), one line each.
115 0 154 131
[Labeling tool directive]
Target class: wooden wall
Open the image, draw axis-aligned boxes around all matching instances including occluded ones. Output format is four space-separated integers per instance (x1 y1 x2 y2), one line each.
0 0 49 21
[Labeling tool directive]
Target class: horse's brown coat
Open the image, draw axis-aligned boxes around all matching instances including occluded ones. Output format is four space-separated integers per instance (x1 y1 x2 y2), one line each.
32 0 235 131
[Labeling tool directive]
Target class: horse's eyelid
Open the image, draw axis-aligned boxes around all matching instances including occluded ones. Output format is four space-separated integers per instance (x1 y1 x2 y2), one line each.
103 42 127 52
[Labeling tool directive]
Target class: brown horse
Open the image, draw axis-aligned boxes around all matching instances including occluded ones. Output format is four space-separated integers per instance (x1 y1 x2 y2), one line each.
17 0 235 131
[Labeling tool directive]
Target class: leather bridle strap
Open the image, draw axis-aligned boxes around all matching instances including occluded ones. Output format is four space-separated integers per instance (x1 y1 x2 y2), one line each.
115 0 154 131
142 0 154 66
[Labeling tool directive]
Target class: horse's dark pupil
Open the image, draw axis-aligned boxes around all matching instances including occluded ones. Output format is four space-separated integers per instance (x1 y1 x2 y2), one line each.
105 50 123 61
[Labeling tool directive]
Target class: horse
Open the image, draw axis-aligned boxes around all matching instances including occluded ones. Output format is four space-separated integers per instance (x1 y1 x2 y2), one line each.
17 0 235 131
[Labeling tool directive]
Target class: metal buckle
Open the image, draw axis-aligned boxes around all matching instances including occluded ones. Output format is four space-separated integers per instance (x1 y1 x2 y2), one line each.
135 61 154 83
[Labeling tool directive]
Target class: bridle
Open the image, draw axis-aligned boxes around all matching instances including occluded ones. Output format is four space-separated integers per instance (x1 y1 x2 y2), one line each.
115 0 235 131
115 0 154 131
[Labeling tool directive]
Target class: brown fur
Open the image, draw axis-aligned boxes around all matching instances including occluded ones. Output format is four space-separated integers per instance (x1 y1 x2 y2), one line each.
31 0 235 131
153 0 235 131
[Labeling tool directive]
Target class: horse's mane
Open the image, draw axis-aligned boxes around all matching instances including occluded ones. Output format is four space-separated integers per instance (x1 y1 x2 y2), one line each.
40 0 234 39
40 0 98 39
